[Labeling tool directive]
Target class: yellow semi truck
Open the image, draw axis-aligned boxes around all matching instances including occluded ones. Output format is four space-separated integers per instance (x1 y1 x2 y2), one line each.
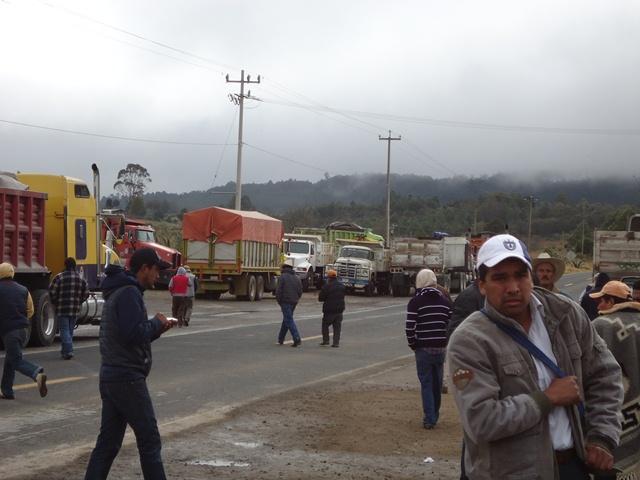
0 165 115 346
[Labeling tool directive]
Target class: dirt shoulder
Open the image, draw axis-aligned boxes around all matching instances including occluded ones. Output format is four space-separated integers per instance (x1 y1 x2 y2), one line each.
23 357 463 479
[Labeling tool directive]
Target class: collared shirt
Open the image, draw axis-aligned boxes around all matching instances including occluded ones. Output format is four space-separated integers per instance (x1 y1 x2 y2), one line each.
529 295 573 450
49 270 89 317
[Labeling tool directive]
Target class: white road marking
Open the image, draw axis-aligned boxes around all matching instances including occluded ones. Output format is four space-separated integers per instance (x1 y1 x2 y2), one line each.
13 376 87 391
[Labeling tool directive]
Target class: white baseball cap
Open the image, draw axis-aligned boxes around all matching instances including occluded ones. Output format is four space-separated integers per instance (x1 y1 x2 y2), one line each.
477 234 532 270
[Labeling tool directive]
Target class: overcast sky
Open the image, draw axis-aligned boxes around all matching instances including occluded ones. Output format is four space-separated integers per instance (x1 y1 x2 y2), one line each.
1 0 639 195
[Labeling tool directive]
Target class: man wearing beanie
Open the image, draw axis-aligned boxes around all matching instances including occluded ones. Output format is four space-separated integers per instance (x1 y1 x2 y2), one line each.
447 234 623 479
0 262 47 399
590 281 640 478
406 268 452 429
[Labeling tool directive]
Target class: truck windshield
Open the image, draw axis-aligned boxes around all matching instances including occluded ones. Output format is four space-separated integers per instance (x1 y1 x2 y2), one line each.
136 230 156 242
288 241 310 254
340 248 370 259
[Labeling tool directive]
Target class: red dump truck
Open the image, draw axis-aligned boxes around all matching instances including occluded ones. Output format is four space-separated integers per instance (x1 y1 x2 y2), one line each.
182 207 283 301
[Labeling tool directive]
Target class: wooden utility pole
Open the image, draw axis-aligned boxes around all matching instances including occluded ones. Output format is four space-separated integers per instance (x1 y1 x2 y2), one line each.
226 70 260 210
379 130 401 248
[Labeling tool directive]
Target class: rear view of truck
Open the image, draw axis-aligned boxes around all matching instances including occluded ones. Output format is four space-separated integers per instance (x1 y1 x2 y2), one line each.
593 214 640 284
1 185 55 346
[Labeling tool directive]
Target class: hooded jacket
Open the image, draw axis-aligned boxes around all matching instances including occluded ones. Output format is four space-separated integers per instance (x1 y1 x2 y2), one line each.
318 278 346 314
593 301 640 476
99 264 163 382
447 287 623 480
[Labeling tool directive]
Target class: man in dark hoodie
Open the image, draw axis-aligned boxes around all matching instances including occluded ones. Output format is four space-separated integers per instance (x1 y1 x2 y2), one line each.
406 268 452 429
84 248 175 480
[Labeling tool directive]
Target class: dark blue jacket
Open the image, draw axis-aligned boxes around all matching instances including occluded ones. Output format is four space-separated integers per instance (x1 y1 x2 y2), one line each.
276 268 303 305
318 278 346 314
99 264 163 382
0 279 30 336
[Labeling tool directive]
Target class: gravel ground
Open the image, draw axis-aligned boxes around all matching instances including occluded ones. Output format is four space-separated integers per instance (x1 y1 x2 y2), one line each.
17 357 463 480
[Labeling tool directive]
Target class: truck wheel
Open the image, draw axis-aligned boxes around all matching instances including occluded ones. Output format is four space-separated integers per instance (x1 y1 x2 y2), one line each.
246 274 257 302
28 290 56 347
255 275 265 301
302 271 311 292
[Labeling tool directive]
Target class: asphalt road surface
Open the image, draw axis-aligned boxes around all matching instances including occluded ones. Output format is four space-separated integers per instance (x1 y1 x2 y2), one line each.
0 271 592 477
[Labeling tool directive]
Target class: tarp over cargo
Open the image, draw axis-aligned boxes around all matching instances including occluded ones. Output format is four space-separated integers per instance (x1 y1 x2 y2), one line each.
182 207 283 245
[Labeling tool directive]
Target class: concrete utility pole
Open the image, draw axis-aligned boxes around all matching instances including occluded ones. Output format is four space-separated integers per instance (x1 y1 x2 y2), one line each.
379 130 401 248
525 195 536 247
226 69 260 210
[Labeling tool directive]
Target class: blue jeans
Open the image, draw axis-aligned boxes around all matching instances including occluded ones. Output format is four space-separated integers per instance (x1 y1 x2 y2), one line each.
415 349 445 426
57 315 76 356
278 303 301 343
1 328 42 397
84 379 166 480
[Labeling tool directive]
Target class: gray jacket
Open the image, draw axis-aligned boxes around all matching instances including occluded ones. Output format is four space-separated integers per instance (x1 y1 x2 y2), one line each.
593 303 640 476
447 288 623 480
276 269 302 305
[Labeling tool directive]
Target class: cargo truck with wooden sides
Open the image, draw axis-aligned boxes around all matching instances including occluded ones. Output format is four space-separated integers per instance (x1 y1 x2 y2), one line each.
182 207 283 301
593 214 640 288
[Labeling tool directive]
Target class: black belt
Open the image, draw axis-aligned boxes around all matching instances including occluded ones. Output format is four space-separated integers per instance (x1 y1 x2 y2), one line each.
554 448 577 465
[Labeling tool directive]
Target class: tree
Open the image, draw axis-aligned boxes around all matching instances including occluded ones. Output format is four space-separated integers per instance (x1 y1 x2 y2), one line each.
113 164 152 202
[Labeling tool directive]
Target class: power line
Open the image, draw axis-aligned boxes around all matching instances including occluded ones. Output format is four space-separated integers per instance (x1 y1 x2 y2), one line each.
32 0 236 73
211 108 238 189
258 97 640 136
0 119 234 146
243 143 327 173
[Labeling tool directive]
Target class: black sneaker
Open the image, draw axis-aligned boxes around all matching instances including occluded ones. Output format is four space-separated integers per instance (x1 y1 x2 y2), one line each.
62 353 74 360
0 392 15 400
36 372 47 398
319 342 329 346
331 344 339 348
291 340 301 347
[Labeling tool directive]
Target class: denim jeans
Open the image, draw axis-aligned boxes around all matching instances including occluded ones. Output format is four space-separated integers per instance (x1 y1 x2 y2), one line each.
278 303 301 343
415 349 445 426
84 379 166 480
1 328 42 397
57 315 76 356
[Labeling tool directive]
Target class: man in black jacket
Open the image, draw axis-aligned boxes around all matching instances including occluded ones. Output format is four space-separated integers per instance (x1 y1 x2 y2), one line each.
318 269 346 347
276 262 303 347
84 248 174 480
0 262 47 400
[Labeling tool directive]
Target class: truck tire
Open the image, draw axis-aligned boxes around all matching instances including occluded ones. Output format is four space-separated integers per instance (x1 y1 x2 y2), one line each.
302 270 311 292
246 274 257 302
255 275 265 301
28 289 56 347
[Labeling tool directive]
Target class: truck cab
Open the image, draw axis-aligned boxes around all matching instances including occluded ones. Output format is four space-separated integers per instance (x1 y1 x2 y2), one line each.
283 238 316 291
328 243 389 296
102 212 182 286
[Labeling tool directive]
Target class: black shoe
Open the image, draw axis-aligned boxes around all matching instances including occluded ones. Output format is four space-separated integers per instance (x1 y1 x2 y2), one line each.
36 372 47 398
423 424 435 430
62 353 74 360
0 393 15 400
319 342 329 346
291 340 301 347
331 344 339 348
277 341 284 345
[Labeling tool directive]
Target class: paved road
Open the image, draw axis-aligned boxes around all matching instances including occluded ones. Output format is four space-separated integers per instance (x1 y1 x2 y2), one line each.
0 271 592 475
0 291 411 474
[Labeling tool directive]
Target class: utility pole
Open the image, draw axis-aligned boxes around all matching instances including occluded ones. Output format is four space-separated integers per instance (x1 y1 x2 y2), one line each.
581 201 586 256
226 69 260 210
379 130 401 248
525 195 536 247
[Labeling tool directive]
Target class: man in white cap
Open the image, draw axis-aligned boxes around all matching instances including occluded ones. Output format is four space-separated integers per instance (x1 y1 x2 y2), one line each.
590 281 640 478
447 234 623 479
533 252 566 295
0 262 47 399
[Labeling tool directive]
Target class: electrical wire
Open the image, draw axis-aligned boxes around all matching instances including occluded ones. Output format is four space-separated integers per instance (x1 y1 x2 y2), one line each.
243 142 327 173
0 119 234 146
210 108 238 188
